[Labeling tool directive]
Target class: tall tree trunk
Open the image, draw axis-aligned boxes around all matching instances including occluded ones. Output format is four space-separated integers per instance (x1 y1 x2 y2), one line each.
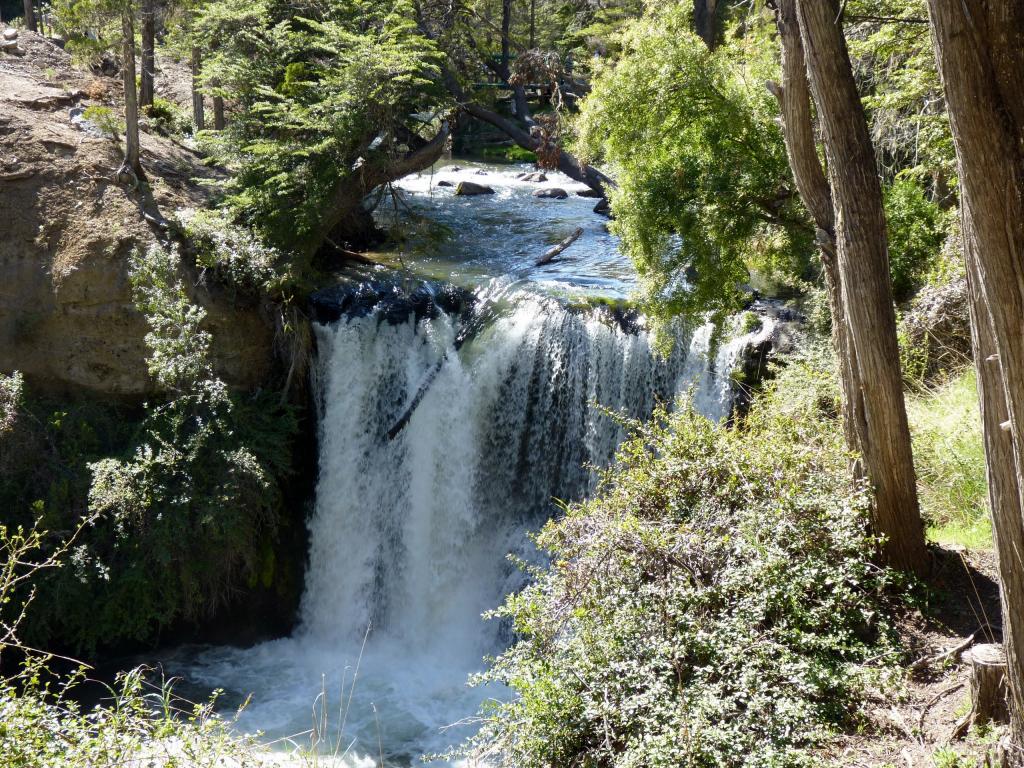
500 0 511 74
213 93 225 130
529 0 535 49
795 0 927 573
139 0 155 108
927 0 1024 747
768 0 858 454
23 0 36 32
964 206 1024 748
191 47 205 131
693 0 718 50
118 9 144 183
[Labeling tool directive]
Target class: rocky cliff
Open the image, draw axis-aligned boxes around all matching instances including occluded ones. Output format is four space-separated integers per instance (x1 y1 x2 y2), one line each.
0 28 274 398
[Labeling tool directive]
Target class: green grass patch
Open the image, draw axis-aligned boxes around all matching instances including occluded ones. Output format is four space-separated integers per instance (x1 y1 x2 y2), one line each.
906 368 991 549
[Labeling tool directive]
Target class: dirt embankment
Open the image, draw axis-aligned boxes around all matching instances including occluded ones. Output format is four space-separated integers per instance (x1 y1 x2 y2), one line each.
0 28 273 397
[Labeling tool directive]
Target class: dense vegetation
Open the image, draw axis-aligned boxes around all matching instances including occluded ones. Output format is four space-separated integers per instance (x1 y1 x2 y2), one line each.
463 359 902 767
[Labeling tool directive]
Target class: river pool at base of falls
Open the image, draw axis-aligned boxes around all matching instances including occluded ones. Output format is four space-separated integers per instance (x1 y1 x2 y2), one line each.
159 161 769 767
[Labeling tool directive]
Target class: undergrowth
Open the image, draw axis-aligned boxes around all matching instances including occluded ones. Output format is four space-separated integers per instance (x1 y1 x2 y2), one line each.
460 354 904 768
906 368 990 549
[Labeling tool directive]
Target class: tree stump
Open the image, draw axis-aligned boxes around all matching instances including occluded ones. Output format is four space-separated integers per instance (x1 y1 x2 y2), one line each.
952 643 1009 739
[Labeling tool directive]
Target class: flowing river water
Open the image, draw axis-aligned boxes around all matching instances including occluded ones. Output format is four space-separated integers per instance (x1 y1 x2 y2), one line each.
166 162 771 765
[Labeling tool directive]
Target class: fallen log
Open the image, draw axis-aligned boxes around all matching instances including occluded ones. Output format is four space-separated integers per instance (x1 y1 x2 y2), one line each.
536 227 583 266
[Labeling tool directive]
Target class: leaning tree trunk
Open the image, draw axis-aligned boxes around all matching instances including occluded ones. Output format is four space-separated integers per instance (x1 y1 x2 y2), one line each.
796 0 927 574
139 0 155 108
191 47 205 131
118 9 144 183
927 0 1024 748
23 0 36 32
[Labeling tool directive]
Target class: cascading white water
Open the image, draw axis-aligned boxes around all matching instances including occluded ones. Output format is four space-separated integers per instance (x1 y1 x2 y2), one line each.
177 285 758 766
173 162 779 766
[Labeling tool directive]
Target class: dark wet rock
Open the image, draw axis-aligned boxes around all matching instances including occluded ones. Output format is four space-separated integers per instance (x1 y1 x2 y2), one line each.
475 169 488 175
455 181 495 196
576 189 603 198
311 281 475 326
533 188 568 199
522 172 548 182
593 198 611 216
437 180 454 187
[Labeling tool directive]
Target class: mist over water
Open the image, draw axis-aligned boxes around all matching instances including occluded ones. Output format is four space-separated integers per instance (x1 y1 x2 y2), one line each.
172 165 763 765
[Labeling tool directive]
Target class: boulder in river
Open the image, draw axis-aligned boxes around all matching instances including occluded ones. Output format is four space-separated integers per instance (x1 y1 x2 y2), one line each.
522 172 548 182
455 181 495 196
593 198 611 216
437 180 454 187
576 188 603 198
475 169 489 175
533 188 568 199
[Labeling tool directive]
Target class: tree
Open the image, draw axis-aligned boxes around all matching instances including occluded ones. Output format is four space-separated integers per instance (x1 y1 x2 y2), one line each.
768 0 927 574
926 0 1024 750
118 2 144 183
573 4 813 320
192 0 450 255
23 0 37 31
139 0 156 107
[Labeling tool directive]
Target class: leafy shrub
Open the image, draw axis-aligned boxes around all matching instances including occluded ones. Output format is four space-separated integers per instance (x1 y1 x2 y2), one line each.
462 380 900 767
884 177 949 301
83 105 123 140
142 96 190 136
0 517 261 768
177 207 293 296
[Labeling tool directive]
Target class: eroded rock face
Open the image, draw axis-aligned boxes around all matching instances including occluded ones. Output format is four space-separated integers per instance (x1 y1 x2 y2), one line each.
0 29 275 398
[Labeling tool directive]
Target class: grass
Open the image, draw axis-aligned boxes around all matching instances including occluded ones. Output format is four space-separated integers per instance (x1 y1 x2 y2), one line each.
906 367 991 549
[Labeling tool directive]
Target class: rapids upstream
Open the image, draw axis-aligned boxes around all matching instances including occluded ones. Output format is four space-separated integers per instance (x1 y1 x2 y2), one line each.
166 162 773 766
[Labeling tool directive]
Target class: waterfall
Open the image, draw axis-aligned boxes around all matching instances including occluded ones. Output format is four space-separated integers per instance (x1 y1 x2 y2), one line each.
177 283 766 766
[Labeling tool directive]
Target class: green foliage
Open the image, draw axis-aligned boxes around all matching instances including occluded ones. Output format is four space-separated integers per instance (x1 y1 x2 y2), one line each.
462 372 901 767
143 97 191 137
83 105 123 140
847 0 955 185
884 177 949 301
178 207 294 296
575 3 813 325
906 369 990 549
12 246 297 651
193 0 445 254
0 666 262 768
478 145 538 163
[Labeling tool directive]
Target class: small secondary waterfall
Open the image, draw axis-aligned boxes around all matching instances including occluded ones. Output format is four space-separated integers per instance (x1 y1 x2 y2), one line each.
175 164 776 766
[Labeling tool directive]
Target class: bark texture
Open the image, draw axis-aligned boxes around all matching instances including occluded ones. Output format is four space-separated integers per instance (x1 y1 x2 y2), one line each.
773 0 927 573
22 0 36 32
191 47 205 131
927 0 1024 750
139 0 155 108
768 0 857 455
119 11 143 181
